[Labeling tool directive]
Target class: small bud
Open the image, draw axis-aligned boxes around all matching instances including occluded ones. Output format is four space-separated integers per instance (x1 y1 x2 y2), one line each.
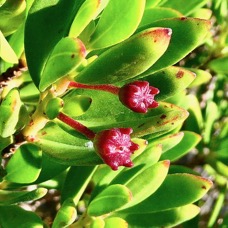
119 81 159 113
93 128 139 170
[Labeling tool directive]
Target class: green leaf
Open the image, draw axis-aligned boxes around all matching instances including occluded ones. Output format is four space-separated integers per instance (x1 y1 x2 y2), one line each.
61 166 97 204
0 135 13 152
72 90 189 138
88 184 132 216
139 18 211 75
121 160 170 208
90 217 105 228
0 0 26 36
151 132 184 153
132 143 162 167
161 0 209 16
75 27 172 84
160 131 202 161
5 144 42 184
188 68 212 87
33 153 68 184
24 0 86 87
35 122 102 166
145 0 163 8
0 30 18 63
62 94 92 117
45 98 64 120
39 37 86 91
140 7 183 27
208 56 228 74
118 173 212 213
88 0 145 49
69 0 109 38
184 94 204 133
52 198 77 228
140 66 196 101
104 217 128 228
0 205 43 227
0 89 22 137
204 101 219 143
110 145 163 186
115 204 200 227
0 188 47 205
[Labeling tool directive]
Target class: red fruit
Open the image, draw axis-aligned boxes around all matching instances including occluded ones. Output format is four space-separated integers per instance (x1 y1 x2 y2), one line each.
93 128 139 170
119 81 159 113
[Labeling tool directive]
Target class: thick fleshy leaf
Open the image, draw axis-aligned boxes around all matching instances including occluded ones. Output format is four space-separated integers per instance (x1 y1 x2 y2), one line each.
0 136 13 152
71 90 189 138
88 0 145 49
69 0 109 38
61 166 97 204
161 0 209 16
75 27 172 84
0 188 47 205
104 217 128 228
5 144 42 184
115 204 200 227
0 89 22 137
140 66 196 101
208 56 228 74
204 101 219 144
0 205 43 227
118 173 212 213
145 0 163 8
120 160 170 208
0 0 26 36
110 145 162 187
188 68 212 87
132 143 162 167
62 94 92 117
184 94 204 133
140 7 183 27
151 132 184 153
35 122 102 166
90 217 105 228
33 153 68 184
88 184 132 216
139 18 211 76
52 198 77 228
0 30 18 63
160 131 202 161
0 23 25 72
39 37 86 91
24 0 86 87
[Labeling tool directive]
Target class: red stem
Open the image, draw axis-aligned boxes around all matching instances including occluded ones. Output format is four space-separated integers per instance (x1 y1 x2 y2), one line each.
57 112 95 140
69 81 120 95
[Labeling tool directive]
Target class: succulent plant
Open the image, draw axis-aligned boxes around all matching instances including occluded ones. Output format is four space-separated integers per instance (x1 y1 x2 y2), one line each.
0 0 227 227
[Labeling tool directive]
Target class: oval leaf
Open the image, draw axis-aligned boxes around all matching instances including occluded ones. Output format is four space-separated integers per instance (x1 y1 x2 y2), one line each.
88 0 146 49
76 27 172 84
25 0 85 87
52 198 77 228
35 122 102 166
140 66 196 101
0 205 43 227
119 173 212 213
0 89 22 137
115 204 200 227
104 217 128 228
39 37 86 91
139 17 211 75
160 131 202 161
0 30 18 63
121 160 170 208
69 0 109 38
88 184 132 216
0 188 47 205
5 144 42 184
